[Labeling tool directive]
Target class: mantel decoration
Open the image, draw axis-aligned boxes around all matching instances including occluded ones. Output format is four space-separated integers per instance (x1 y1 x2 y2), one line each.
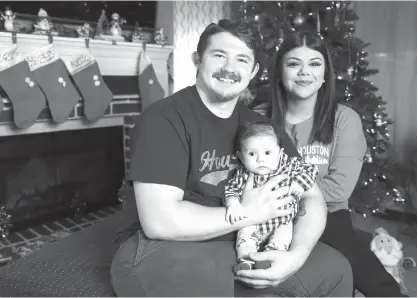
76 23 91 39
1 7 19 32
1 5 166 46
94 10 125 42
32 8 58 36
131 22 148 44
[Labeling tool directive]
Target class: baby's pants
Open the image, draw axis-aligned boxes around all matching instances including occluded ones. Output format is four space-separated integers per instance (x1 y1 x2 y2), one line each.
236 222 294 252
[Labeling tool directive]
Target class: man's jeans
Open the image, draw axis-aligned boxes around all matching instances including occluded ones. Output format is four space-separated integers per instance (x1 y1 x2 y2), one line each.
110 228 353 297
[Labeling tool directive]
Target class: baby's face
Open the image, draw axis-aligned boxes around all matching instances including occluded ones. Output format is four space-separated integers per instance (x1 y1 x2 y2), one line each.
238 135 281 175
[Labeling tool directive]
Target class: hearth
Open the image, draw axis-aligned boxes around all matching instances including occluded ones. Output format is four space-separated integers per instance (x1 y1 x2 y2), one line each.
0 126 125 231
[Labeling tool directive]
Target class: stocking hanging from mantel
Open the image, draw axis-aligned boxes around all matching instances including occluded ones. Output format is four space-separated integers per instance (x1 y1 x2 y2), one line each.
25 45 80 123
65 50 113 122
138 47 165 112
0 45 47 129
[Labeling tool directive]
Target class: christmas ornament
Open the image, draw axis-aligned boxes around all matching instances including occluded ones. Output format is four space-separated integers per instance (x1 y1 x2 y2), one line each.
364 153 373 163
347 66 354 78
344 86 352 100
0 204 11 239
65 50 113 122
25 45 80 123
138 47 165 111
259 68 269 82
393 188 405 203
0 45 47 128
374 113 386 127
293 13 306 28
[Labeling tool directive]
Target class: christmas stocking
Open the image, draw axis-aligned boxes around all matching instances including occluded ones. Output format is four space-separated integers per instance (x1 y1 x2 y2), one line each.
138 49 165 111
65 50 113 122
25 45 80 123
0 45 46 129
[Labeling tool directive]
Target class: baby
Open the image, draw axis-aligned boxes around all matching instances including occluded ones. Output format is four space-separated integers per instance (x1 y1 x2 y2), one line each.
223 122 318 272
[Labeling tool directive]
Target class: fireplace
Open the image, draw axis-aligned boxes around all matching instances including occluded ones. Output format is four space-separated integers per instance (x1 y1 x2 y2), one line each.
0 92 143 233
0 34 172 234
0 126 125 231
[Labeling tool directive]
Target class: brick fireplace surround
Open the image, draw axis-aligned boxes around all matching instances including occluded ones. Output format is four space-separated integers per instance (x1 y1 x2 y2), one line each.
0 32 173 230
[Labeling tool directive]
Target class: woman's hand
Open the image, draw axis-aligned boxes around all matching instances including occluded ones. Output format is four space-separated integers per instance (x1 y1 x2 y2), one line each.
234 248 309 289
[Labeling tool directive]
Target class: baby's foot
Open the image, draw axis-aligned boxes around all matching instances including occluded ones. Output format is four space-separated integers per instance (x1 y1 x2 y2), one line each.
233 258 255 274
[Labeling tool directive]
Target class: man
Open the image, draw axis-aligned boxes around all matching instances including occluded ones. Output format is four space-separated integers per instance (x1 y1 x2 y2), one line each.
111 18 353 297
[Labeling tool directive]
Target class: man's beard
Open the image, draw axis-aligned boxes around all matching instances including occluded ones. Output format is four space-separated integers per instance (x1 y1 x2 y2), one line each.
215 89 242 102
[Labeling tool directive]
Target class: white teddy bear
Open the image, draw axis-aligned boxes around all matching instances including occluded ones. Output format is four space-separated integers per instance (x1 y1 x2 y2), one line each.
370 227 416 295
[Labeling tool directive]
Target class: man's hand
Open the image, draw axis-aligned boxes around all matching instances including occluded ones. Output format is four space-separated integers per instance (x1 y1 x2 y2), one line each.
234 249 308 289
225 199 248 224
240 173 296 225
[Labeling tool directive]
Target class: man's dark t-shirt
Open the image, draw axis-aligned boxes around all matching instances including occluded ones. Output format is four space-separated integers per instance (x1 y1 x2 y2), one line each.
128 85 300 208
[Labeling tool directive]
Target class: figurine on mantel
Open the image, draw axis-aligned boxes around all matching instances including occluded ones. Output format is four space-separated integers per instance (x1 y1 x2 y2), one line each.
131 22 147 44
77 23 90 38
33 8 58 35
1 7 19 32
154 28 167 45
94 10 124 42
109 13 126 36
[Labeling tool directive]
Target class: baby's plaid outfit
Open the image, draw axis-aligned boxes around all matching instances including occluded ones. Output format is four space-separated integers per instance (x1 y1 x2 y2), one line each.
224 152 318 249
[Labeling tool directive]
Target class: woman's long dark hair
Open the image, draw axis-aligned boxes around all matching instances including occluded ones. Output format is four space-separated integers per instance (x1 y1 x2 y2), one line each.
268 31 337 145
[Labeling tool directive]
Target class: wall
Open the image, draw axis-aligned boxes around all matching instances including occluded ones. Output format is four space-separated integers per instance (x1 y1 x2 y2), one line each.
155 1 232 93
352 1 417 163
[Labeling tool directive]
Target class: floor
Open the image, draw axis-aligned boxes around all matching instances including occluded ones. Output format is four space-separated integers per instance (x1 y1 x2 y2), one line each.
0 204 121 265
0 205 416 297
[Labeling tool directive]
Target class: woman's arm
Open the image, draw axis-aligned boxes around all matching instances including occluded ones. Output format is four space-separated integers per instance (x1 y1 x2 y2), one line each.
317 107 367 203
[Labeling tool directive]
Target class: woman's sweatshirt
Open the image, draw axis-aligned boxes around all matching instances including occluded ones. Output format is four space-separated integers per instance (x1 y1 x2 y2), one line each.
285 104 367 213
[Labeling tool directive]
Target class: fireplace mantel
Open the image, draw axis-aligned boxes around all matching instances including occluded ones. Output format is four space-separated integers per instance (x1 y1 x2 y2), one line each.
0 32 173 177
0 32 173 95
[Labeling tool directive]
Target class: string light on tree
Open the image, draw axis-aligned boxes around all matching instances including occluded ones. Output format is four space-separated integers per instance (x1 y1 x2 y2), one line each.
293 13 306 28
0 205 11 239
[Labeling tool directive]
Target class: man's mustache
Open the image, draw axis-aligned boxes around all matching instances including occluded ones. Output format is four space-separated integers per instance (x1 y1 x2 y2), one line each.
212 70 241 82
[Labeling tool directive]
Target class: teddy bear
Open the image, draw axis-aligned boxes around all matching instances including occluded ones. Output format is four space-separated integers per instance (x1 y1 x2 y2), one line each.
370 227 416 295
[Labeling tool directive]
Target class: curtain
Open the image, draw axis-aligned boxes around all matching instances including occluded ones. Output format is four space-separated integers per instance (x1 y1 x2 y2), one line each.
352 1 417 164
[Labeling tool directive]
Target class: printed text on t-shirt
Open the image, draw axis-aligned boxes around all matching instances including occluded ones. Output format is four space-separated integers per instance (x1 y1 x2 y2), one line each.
298 145 330 165
199 149 238 186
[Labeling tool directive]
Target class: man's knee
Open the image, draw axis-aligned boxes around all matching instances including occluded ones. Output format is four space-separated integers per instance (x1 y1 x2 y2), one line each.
111 236 237 297
324 243 353 296
301 242 353 297
111 234 147 297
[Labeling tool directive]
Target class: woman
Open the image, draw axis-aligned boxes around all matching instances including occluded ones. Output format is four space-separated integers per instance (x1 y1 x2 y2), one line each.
268 31 403 297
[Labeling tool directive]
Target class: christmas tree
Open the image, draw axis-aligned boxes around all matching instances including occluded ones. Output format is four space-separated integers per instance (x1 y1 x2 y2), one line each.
238 1 408 216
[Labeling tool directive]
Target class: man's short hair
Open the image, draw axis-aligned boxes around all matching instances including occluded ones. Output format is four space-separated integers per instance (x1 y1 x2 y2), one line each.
196 18 262 65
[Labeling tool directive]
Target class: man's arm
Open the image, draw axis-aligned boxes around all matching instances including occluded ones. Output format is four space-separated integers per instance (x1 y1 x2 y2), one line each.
135 175 296 241
290 182 327 260
135 182 251 241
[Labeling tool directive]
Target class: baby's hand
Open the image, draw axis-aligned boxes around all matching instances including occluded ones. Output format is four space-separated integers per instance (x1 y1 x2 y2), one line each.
289 182 305 197
226 201 248 224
